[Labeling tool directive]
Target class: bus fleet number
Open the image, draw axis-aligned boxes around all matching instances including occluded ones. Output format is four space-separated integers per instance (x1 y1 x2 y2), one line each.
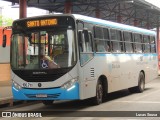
23 83 33 88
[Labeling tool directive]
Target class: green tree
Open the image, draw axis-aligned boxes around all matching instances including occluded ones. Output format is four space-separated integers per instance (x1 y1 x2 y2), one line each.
0 15 13 26
0 15 2 26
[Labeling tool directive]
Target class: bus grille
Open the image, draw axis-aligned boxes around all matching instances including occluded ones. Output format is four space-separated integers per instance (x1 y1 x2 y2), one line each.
21 73 64 82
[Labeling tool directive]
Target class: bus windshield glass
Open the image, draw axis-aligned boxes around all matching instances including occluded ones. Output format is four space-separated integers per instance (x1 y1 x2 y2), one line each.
11 28 77 70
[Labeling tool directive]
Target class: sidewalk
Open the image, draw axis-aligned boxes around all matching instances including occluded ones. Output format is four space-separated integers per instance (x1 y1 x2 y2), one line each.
0 80 13 106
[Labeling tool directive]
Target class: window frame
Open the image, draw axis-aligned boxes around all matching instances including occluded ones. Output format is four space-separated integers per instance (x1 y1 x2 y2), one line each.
133 33 143 53
123 31 134 53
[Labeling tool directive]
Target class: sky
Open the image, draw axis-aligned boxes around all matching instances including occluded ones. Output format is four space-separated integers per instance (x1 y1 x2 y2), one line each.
0 0 48 20
0 0 160 20
145 0 160 7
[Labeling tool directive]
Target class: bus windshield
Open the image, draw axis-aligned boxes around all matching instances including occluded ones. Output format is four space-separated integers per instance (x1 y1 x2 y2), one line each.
11 28 77 70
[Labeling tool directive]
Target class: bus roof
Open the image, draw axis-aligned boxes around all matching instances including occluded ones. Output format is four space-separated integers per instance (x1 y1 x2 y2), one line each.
72 14 156 36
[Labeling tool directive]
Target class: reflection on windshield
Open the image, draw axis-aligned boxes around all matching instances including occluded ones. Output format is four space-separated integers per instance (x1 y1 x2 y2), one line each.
11 29 76 69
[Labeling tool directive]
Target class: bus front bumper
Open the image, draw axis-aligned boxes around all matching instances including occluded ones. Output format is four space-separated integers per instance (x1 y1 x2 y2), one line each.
12 83 79 100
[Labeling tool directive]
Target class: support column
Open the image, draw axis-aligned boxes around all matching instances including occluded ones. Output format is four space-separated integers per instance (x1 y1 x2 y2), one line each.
95 8 100 18
117 3 122 23
157 21 160 70
19 0 27 18
146 23 150 29
64 0 72 14
134 19 139 27
117 15 122 23
146 12 150 29
134 7 138 27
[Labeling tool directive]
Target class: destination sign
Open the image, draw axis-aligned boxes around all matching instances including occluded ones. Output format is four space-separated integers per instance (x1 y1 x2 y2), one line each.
27 19 57 28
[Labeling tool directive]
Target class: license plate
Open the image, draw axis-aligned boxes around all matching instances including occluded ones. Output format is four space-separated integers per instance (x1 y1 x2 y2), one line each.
36 94 47 98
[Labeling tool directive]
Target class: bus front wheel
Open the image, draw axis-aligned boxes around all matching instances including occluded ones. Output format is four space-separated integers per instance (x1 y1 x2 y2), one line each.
92 80 103 105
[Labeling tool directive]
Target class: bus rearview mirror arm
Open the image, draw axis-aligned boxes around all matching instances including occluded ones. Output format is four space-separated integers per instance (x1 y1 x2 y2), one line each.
2 35 7 47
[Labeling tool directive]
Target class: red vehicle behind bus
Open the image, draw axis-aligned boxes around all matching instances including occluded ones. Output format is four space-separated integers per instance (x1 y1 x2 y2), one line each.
0 27 11 86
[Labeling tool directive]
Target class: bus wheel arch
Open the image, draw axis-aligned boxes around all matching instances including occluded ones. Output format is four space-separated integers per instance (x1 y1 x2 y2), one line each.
129 71 145 93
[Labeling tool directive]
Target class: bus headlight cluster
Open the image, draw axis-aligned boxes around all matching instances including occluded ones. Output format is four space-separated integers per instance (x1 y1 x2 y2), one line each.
61 78 78 90
12 80 22 90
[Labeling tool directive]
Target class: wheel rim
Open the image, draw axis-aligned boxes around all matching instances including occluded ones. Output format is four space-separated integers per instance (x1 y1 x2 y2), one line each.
97 83 103 104
140 79 145 90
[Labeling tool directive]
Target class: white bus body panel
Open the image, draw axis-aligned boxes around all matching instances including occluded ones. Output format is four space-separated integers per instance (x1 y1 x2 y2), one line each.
79 53 157 99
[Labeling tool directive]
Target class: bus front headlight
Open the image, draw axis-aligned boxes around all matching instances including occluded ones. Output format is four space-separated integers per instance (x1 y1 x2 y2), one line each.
12 80 22 90
61 78 78 90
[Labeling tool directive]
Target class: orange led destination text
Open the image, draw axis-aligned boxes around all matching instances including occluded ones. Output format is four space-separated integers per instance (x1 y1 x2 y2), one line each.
27 19 57 28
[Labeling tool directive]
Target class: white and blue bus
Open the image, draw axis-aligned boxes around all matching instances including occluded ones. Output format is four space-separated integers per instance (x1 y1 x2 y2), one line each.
6 14 157 105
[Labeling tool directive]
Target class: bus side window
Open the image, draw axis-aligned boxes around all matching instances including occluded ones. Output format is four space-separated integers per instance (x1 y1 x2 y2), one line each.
117 30 124 52
103 28 111 52
84 30 92 52
110 29 121 53
88 31 93 52
143 35 150 53
95 27 111 53
78 29 94 66
78 30 83 52
150 36 156 53
94 26 104 52
79 29 93 52
134 33 143 53
123 31 133 53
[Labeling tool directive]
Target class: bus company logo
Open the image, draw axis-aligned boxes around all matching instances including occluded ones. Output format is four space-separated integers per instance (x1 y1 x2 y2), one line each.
2 112 11 117
38 83 42 87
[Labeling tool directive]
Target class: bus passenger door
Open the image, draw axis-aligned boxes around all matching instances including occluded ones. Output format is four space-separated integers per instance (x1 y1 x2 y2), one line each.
78 29 95 99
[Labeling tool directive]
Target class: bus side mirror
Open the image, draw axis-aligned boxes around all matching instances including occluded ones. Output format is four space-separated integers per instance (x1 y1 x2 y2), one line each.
83 29 89 42
2 35 7 47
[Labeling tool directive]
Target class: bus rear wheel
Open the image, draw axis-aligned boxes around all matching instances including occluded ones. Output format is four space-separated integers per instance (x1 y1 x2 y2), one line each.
92 80 103 105
42 100 54 106
129 72 145 93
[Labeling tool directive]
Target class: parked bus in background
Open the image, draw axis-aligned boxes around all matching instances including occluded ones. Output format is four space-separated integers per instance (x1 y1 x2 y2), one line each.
0 27 11 100
3 14 158 105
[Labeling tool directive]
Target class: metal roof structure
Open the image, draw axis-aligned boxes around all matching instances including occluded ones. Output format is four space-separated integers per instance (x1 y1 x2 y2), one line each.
2 0 160 29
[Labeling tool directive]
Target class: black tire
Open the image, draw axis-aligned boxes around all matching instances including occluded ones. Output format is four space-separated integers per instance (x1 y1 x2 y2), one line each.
136 72 145 93
92 80 103 105
128 87 136 93
42 100 54 105
129 72 145 93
